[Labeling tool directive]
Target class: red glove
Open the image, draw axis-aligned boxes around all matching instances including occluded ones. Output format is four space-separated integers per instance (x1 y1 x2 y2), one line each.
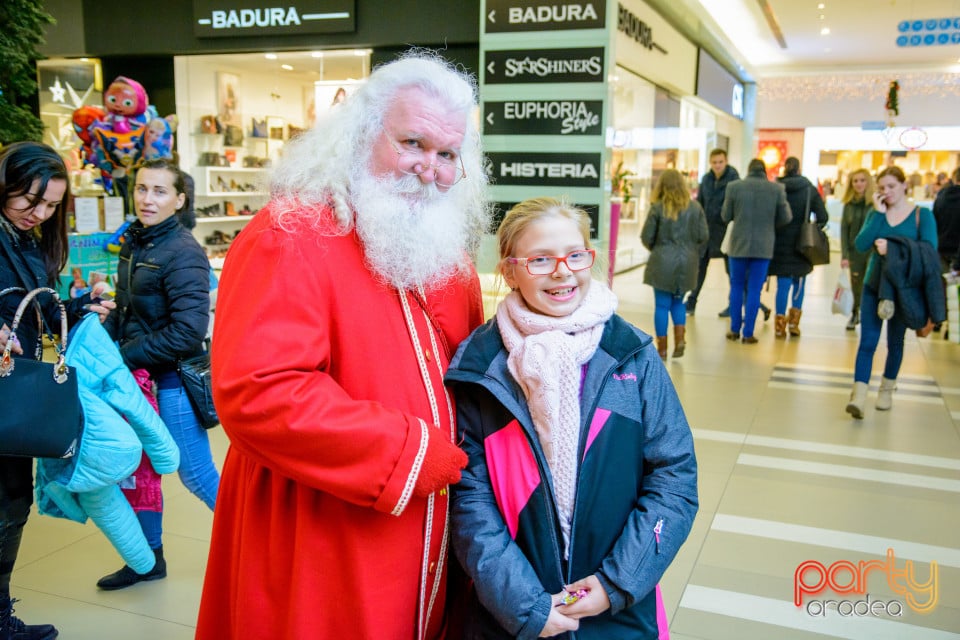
413 430 468 497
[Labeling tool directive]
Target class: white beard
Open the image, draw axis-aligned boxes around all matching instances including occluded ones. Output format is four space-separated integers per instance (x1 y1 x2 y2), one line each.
351 172 471 291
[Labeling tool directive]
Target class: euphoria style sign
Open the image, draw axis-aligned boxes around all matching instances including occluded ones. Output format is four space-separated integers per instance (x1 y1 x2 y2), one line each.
483 100 603 136
484 48 605 84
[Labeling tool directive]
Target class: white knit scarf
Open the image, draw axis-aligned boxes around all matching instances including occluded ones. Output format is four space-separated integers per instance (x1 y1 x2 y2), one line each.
496 280 618 557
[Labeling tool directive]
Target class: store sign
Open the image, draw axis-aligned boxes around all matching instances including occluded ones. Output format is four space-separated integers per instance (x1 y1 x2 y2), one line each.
483 100 603 135
617 3 665 53
696 49 745 120
487 152 602 187
492 201 599 238
193 0 354 37
484 0 605 33
484 47 605 84
615 0 696 95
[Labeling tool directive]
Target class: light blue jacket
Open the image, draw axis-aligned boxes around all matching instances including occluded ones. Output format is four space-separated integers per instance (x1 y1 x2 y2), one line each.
35 314 180 573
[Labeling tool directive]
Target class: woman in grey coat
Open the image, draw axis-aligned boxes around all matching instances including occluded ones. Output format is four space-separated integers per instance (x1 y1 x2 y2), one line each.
642 169 708 359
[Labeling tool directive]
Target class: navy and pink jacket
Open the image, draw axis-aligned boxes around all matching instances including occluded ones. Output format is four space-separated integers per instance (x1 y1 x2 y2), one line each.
447 314 698 639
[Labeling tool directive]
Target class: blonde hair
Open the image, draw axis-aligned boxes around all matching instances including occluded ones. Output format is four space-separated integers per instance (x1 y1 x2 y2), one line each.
497 197 592 278
842 168 874 204
651 169 690 220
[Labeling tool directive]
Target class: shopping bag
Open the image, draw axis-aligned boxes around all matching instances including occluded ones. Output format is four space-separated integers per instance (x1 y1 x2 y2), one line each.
832 268 854 316
720 220 735 255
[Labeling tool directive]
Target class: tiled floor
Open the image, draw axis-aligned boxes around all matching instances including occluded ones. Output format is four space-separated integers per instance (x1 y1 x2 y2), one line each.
10 257 960 639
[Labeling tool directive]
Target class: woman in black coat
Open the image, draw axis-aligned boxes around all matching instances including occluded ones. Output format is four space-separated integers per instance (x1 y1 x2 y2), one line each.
0 142 114 639
771 157 828 338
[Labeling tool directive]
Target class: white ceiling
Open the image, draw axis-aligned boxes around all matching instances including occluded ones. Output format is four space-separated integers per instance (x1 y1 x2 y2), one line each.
697 0 960 76
197 48 371 85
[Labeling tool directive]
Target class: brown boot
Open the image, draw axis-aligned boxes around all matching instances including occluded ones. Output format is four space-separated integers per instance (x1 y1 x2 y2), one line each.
787 308 802 337
672 325 686 358
774 314 787 339
656 336 668 360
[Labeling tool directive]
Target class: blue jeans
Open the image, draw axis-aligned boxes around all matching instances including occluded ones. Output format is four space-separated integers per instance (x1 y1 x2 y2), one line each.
855 287 907 383
156 370 220 510
653 289 686 336
775 276 806 315
728 258 770 338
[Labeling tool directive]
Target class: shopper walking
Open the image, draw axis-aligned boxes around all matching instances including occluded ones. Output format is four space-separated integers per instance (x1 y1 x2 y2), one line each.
771 157 828 338
840 169 875 330
641 169 708 358
99 158 219 589
448 197 698 639
846 166 939 418
0 142 114 640
721 159 792 343
933 167 960 336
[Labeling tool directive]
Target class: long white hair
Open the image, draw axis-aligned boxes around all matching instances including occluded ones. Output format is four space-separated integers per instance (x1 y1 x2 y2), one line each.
269 50 489 261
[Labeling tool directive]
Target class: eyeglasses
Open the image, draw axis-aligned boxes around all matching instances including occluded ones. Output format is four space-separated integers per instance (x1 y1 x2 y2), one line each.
507 249 596 276
383 129 466 188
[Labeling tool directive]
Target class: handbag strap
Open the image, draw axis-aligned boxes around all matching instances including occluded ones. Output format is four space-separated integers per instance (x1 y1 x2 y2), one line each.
915 206 921 240
0 229 57 348
805 187 813 223
0 286 69 381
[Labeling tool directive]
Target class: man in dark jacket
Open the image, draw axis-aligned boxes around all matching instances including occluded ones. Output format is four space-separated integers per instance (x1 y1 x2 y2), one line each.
686 149 770 319
935 167 960 272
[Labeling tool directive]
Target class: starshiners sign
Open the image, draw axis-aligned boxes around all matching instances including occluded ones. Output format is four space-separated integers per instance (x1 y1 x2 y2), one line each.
193 0 354 37
484 0 605 33
483 100 603 136
484 48 605 84
794 549 939 617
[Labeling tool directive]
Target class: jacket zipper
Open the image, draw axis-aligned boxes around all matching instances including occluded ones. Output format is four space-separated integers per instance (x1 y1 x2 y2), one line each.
654 518 663 554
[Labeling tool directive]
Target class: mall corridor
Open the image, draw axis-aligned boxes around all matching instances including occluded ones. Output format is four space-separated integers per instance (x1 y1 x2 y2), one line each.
9 259 960 639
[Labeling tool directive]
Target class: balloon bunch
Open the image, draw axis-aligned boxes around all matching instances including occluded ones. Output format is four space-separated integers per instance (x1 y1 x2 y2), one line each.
71 76 178 251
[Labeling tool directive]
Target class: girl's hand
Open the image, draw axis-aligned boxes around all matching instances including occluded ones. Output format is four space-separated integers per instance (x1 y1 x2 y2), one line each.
872 190 887 213
556 575 611 620
875 238 888 256
0 324 23 355
540 598 578 637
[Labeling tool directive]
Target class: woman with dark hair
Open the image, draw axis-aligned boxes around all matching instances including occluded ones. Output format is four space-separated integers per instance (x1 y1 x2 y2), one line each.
770 156 829 338
846 166 938 418
98 158 220 589
641 169 708 359
0 141 114 640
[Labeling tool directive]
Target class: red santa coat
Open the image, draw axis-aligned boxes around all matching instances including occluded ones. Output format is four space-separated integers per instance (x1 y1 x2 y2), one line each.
196 204 483 639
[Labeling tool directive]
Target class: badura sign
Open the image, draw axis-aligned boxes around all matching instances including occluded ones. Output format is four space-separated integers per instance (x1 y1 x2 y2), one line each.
615 0 696 96
193 0 355 37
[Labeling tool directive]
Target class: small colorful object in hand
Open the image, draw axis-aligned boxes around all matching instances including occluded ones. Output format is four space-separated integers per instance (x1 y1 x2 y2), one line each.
556 589 588 606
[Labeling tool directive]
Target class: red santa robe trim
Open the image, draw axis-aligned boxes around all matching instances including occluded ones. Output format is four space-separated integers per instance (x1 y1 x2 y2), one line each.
196 204 483 639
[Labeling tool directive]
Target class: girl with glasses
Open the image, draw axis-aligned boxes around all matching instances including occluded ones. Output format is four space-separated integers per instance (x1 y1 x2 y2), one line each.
447 197 698 639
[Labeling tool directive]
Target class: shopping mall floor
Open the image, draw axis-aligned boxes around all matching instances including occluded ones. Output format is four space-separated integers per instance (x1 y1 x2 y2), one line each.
10 257 960 639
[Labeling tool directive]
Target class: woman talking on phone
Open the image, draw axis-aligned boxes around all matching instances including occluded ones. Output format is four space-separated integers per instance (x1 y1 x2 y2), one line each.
845 166 937 419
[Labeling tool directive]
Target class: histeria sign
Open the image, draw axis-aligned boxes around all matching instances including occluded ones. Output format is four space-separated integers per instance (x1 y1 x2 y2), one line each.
485 0 605 33
484 47 605 84
487 152 602 187
483 100 603 135
193 0 354 37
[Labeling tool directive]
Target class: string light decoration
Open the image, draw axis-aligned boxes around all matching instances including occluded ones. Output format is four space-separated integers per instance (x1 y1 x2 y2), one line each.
756 71 960 103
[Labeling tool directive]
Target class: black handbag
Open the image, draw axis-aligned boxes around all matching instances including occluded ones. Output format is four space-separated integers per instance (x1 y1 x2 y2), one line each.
796 187 830 266
0 287 83 458
179 353 219 429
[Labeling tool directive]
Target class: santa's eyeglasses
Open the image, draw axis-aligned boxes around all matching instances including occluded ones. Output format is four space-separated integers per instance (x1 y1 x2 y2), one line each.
383 129 466 188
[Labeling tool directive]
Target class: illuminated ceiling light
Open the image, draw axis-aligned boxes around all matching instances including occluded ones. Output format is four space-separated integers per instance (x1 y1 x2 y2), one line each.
311 51 323 58
281 64 294 70
80 57 89 62
817 3 825 8
820 27 830 35
264 53 278 60
820 14 825 20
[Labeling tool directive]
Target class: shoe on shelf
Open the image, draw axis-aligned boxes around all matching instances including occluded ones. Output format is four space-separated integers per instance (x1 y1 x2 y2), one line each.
0 597 58 640
718 306 731 318
97 547 166 591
